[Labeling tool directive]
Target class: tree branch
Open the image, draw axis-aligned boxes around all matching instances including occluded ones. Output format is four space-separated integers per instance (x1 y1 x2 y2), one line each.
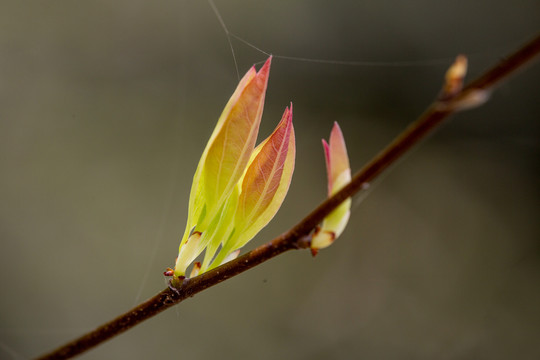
35 33 540 360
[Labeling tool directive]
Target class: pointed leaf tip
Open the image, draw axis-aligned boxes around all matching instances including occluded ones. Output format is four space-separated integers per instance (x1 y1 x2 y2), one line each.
256 56 272 82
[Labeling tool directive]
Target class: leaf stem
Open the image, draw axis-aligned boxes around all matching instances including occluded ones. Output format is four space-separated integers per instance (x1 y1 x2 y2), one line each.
35 33 540 360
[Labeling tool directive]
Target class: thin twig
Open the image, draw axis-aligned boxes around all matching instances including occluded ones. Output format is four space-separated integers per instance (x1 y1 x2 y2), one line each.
35 33 540 360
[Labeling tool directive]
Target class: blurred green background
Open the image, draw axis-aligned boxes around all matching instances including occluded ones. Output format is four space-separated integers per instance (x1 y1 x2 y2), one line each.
1 1 539 359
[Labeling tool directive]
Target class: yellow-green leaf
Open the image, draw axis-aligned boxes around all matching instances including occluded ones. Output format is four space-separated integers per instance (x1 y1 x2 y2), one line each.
216 106 295 263
174 58 272 277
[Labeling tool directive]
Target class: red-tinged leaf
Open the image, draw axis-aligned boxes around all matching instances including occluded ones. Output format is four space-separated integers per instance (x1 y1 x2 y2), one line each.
325 121 350 196
311 121 351 251
183 65 258 238
175 58 272 274
202 57 272 221
228 105 295 251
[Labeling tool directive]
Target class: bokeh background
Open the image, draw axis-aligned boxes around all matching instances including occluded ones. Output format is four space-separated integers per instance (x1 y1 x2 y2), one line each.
1 1 539 359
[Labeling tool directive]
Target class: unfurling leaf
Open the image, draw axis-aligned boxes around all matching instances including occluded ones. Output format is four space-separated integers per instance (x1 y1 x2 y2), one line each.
207 106 295 270
311 122 351 255
171 57 296 278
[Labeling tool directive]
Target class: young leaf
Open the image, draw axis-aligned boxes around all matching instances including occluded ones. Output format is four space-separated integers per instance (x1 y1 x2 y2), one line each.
174 58 272 277
202 57 272 216
210 106 296 268
311 122 351 254
181 65 259 244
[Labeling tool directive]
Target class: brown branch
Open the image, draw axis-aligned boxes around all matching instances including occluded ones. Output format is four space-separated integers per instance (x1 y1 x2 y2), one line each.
35 33 540 360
